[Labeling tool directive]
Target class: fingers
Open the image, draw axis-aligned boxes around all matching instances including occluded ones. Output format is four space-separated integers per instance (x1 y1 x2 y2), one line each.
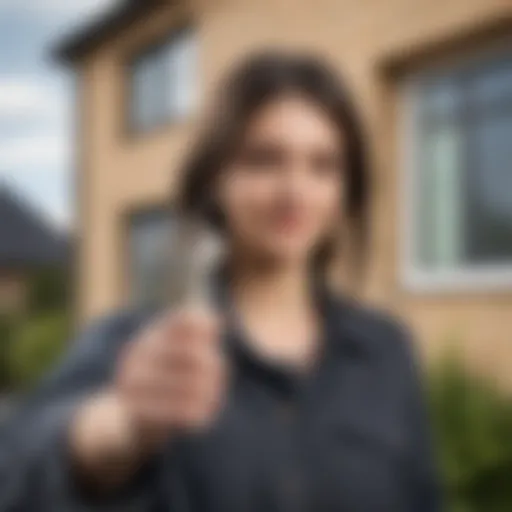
121 321 222 379
121 362 226 432
116 307 227 433
159 307 222 343
120 350 225 403
125 377 225 430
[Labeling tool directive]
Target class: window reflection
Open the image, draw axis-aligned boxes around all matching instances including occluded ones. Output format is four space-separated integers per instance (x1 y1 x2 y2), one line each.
411 53 512 272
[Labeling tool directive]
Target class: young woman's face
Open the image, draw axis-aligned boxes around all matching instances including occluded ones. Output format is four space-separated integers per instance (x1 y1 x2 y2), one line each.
217 94 345 266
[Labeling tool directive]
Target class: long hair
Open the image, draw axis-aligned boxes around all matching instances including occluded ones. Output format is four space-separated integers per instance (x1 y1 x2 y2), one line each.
178 49 370 283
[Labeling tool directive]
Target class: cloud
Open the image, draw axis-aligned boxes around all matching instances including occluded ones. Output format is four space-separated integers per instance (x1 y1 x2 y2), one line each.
0 171 70 229
0 134 71 170
0 0 117 16
0 0 115 229
0 138 72 228
0 76 72 228
0 78 64 122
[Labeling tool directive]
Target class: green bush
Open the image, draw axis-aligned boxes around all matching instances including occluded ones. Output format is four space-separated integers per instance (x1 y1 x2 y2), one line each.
7 311 69 391
28 269 69 313
0 315 16 389
428 356 512 512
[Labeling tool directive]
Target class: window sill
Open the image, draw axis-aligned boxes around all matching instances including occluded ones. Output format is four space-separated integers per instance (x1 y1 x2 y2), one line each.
401 265 512 294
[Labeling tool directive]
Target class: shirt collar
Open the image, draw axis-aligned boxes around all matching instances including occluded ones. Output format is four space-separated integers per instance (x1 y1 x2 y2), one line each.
210 265 371 362
318 289 373 360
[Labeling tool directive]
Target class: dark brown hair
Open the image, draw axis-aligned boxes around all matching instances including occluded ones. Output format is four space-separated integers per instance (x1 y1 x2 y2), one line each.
179 50 370 279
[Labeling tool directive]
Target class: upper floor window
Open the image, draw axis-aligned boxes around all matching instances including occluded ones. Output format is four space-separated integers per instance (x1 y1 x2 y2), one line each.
403 51 512 290
129 26 197 133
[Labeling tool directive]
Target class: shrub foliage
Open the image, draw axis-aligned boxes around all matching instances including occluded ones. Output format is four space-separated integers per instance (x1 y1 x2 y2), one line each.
429 356 512 511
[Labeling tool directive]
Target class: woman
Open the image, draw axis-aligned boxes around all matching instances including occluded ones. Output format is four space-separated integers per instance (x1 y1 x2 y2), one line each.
0 51 441 512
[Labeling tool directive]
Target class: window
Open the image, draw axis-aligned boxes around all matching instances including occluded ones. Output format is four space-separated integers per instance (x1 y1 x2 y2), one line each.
127 209 174 305
403 51 512 290
129 27 197 132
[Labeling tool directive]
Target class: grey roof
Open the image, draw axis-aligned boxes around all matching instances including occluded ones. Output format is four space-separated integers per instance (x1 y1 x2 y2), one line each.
53 0 165 63
0 186 68 268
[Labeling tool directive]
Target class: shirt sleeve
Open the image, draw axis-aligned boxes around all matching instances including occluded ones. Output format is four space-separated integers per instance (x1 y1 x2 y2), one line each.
0 311 158 512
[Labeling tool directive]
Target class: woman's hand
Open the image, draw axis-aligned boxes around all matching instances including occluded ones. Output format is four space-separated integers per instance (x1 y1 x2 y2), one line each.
69 307 226 492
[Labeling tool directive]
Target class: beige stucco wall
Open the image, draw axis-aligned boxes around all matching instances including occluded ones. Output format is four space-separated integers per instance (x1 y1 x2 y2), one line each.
74 0 512 383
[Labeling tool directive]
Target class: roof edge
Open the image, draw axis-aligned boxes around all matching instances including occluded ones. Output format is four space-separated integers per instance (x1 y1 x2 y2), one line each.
53 0 166 65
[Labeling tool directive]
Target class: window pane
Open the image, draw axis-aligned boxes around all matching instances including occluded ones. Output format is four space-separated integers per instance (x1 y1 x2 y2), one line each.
416 123 464 269
167 29 197 120
466 114 512 263
471 60 512 107
132 52 163 131
411 53 512 274
130 28 196 131
420 77 461 120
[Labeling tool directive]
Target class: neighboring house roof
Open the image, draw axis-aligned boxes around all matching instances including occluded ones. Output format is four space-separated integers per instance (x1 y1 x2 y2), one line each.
0 186 68 269
54 0 166 63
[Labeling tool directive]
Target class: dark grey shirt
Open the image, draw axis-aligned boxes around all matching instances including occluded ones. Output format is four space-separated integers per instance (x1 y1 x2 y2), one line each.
0 291 441 512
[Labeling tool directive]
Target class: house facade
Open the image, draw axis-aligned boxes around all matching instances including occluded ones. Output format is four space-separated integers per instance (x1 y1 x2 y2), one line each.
56 0 512 381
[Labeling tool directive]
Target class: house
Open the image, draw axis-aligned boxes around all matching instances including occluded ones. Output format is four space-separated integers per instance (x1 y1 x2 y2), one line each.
55 0 512 382
0 186 68 313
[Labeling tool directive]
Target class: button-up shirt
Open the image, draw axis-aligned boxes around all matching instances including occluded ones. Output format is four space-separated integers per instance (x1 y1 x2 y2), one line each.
0 288 441 512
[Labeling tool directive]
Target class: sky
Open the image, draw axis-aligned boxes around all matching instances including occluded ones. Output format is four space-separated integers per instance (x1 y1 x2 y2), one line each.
0 0 119 229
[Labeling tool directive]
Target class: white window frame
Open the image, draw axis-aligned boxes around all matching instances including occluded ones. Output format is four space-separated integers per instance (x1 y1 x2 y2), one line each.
399 48 512 294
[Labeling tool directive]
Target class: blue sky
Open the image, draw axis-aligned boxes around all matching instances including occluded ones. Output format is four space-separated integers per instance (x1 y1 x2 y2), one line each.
0 0 118 229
